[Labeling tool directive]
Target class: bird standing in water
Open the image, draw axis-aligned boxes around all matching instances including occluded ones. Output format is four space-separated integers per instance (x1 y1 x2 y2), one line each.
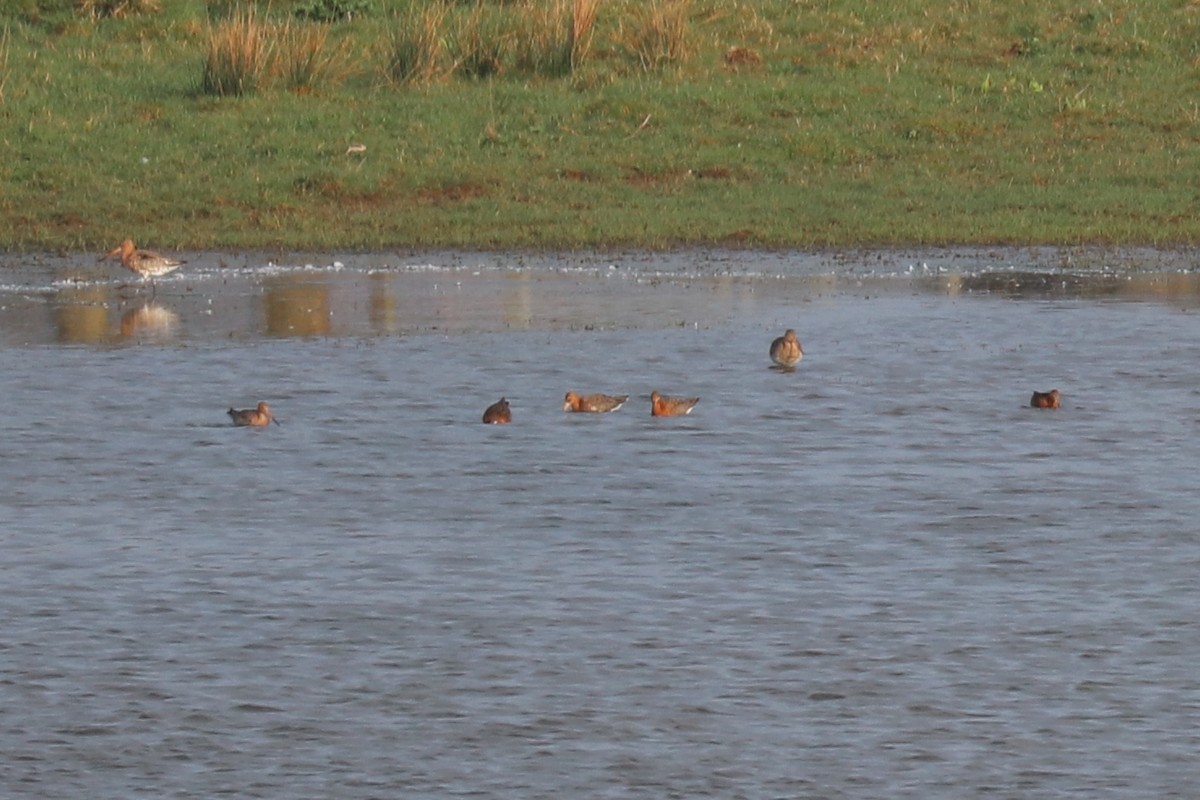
101 239 184 288
769 329 804 369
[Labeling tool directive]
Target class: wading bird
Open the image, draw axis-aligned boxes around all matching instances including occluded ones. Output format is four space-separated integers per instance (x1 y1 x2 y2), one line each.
563 392 629 413
650 391 700 417
483 397 512 424
228 402 279 427
101 239 185 283
769 329 804 368
1030 389 1061 409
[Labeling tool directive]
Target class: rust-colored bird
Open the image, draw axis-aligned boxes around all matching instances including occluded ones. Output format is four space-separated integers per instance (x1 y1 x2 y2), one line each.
228 401 279 427
482 397 512 424
101 239 185 281
769 328 804 368
563 391 629 413
650 390 699 417
1030 389 1061 409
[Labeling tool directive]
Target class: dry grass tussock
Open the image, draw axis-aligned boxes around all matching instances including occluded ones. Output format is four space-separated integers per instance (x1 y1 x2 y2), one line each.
516 0 600 76
384 0 601 85
77 0 162 19
203 7 355 96
626 0 692 71
203 6 271 96
456 4 509 79
274 20 356 92
0 26 9 105
384 2 450 85
201 0 675 92
568 0 600 71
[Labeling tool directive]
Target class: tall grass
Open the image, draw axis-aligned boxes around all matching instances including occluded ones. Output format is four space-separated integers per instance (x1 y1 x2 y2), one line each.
455 3 508 80
0 26 9 104
384 2 449 85
202 6 271 96
515 0 599 77
568 0 599 72
628 0 691 71
77 0 161 19
274 20 355 92
202 7 353 96
205 0 242 21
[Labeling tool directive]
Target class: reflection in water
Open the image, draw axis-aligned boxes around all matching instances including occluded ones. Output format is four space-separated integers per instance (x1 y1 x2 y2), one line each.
368 273 398 333
926 270 1200 302
264 277 331 337
120 303 180 341
504 272 533 328
6 253 1200 348
54 287 109 344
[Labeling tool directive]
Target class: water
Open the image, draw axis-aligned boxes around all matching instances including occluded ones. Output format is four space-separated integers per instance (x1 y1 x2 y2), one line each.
2 250 1200 798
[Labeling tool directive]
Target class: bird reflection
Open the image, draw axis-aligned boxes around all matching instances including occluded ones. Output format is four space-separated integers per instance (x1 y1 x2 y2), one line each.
120 303 179 340
264 277 332 337
54 287 109 344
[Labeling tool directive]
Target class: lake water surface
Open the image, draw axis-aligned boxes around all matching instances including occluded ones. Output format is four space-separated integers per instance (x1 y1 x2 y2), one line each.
2 249 1199 798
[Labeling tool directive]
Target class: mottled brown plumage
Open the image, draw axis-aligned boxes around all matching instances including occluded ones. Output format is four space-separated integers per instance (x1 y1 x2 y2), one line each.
563 391 629 413
228 401 279 427
769 328 804 368
102 239 184 280
650 390 699 417
482 397 512 424
1030 389 1061 409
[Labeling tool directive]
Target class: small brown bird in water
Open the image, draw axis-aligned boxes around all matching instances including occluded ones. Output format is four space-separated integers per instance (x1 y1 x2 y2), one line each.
101 239 185 281
650 390 700 417
482 397 512 424
563 391 629 413
1030 389 1061 409
769 328 804 368
228 401 279 427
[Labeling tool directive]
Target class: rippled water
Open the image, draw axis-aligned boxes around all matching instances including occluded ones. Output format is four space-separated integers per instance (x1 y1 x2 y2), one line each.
2 249 1199 798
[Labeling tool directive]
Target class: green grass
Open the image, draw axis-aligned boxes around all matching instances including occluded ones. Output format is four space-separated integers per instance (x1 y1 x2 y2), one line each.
3 0 1200 251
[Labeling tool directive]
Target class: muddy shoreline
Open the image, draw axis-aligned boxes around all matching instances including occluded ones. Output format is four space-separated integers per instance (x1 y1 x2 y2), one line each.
2 246 1199 347
3 244 1200 277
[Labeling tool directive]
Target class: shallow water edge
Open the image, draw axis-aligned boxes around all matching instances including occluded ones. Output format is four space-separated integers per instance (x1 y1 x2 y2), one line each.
3 246 1200 347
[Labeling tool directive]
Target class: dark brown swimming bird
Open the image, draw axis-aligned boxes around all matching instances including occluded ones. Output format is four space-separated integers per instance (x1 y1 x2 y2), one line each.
1030 389 1061 409
769 328 804 368
228 401 279 427
101 239 185 281
563 391 629 413
650 390 699 417
482 397 512 424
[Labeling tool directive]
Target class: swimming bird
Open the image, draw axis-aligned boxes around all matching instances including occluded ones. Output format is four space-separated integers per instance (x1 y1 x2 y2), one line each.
650 390 699 417
482 397 512 424
228 401 279 427
101 239 185 281
769 328 804 368
1030 389 1061 409
563 391 629 413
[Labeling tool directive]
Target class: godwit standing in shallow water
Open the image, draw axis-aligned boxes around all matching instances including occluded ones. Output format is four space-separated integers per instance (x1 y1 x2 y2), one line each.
1030 389 1061 409
101 239 185 283
228 402 279 427
563 391 629 413
482 397 512 424
769 329 804 368
650 391 699 417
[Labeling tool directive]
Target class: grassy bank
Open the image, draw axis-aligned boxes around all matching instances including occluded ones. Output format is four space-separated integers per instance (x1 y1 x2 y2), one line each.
2 0 1200 252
